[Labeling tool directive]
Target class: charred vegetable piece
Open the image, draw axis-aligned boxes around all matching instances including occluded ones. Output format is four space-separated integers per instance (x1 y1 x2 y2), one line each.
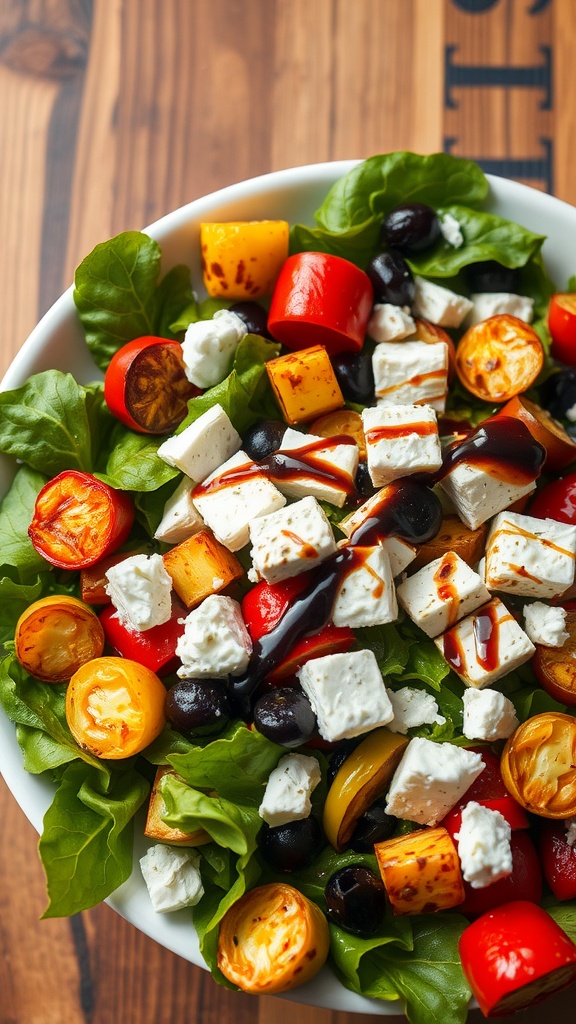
501 712 576 818
201 220 289 299
455 313 544 402
495 394 576 472
65 656 166 759
265 345 345 425
15 596 104 683
409 515 487 572
144 766 211 847
325 865 386 936
374 825 464 915
104 336 198 434
217 882 330 993
532 610 576 706
162 528 244 609
323 728 408 851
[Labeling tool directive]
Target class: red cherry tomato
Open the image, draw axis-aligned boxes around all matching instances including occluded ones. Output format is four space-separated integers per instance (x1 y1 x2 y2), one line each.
529 473 576 523
104 336 198 434
441 749 529 835
539 820 576 901
267 252 374 355
548 293 576 365
458 830 542 917
459 901 576 1017
99 600 186 676
28 470 135 569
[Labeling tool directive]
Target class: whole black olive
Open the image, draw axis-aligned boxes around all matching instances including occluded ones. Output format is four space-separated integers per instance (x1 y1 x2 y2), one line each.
165 678 231 736
327 738 361 784
331 350 375 405
253 688 317 748
349 797 398 852
229 301 272 338
383 203 441 253
349 479 442 546
354 461 378 499
539 368 576 421
366 250 416 307
258 817 324 872
242 419 286 461
325 866 386 936
465 260 519 294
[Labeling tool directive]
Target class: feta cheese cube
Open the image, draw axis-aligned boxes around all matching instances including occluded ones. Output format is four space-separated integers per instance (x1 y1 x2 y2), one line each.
249 495 337 584
468 292 534 326
192 450 286 551
339 491 417 576
157 404 241 482
566 818 576 847
384 737 484 826
181 309 247 388
274 427 359 507
485 512 576 599
386 687 445 734
438 459 536 531
154 477 204 544
439 213 464 248
140 844 204 913
413 276 473 328
176 594 252 677
296 649 394 742
258 753 321 827
105 553 173 631
462 688 519 741
331 545 397 628
372 340 449 412
455 802 512 889
434 597 535 689
523 602 569 647
397 551 491 638
368 303 415 342
362 404 442 486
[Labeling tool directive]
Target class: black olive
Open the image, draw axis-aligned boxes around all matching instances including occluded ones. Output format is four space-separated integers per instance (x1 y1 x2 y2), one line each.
355 460 378 499
539 368 576 421
327 738 361 784
383 203 441 254
165 678 231 736
229 301 272 338
331 350 375 405
241 419 286 461
253 688 317 748
325 866 386 936
349 797 398 852
351 479 442 546
366 250 415 307
465 260 520 294
258 817 324 872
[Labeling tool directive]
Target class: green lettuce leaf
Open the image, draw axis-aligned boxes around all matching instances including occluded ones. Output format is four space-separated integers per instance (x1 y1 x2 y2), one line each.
98 423 179 492
154 264 196 339
0 466 49 577
0 371 95 475
39 760 149 917
0 575 44 648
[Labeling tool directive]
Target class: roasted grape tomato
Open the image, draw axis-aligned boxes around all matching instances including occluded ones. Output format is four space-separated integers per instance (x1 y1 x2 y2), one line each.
29 470 135 569
529 472 576 523
459 901 576 1017
217 882 329 994
501 712 576 818
539 820 576 901
548 293 576 365
455 313 544 402
268 252 374 355
496 394 576 472
104 336 198 434
15 596 105 683
65 656 166 758
99 600 186 676
458 830 542 917
532 610 576 705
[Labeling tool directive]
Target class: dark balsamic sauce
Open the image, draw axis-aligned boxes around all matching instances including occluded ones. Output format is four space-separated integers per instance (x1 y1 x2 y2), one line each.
435 416 546 486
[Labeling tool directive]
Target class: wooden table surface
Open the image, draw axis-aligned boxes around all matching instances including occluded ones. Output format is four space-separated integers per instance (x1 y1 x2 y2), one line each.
1 1 576 1022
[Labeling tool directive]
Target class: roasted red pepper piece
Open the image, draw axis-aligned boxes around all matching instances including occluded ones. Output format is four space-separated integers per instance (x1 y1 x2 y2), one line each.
99 600 186 676
538 820 576 901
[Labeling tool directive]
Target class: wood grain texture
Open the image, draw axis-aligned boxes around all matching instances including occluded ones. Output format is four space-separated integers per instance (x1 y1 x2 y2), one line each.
1 1 576 1022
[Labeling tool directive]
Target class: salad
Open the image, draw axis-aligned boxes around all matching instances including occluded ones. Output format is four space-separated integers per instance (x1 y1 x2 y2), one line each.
3 151 576 1022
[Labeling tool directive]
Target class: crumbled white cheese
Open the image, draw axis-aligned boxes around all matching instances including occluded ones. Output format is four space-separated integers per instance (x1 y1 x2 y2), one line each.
176 594 252 677
140 844 204 913
439 213 464 248
565 817 576 847
384 738 485 826
386 687 445 734
523 602 569 647
105 553 173 631
455 801 512 889
258 753 321 827
181 309 247 388
462 688 519 741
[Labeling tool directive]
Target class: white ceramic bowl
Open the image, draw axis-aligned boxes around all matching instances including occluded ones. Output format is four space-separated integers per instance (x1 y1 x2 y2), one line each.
2 161 576 1017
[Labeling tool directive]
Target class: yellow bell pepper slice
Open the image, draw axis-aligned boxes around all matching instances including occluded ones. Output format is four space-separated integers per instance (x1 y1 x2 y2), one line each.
200 220 289 299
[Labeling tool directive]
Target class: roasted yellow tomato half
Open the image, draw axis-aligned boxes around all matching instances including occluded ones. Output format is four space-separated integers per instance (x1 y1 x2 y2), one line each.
15 595 105 683
65 656 166 759
501 712 576 819
217 882 330 994
200 220 289 299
